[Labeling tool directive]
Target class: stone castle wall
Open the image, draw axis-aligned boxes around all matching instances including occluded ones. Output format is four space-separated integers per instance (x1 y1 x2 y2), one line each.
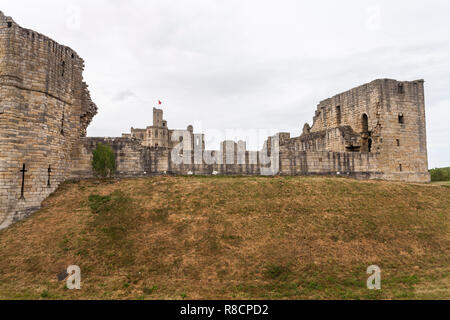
70 138 169 178
0 11 431 230
296 79 429 182
0 12 96 229
67 137 391 181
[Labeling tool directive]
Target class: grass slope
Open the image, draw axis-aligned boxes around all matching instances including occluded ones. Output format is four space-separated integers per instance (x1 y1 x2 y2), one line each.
0 176 449 300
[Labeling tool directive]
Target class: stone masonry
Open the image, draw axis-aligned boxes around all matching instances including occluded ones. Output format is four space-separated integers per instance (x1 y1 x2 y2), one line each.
0 12 430 229
0 12 96 229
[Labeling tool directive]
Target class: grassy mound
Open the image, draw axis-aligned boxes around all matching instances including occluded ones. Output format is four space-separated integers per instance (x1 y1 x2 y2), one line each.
0 176 449 300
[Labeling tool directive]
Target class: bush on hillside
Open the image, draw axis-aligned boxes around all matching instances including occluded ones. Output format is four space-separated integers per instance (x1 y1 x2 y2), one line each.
429 167 450 182
92 142 116 178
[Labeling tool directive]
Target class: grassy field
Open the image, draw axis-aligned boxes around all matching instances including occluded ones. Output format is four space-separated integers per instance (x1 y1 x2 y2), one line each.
0 176 449 300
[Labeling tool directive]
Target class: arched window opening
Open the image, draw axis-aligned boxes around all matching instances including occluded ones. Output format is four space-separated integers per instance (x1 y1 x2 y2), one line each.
361 114 371 153
362 114 369 133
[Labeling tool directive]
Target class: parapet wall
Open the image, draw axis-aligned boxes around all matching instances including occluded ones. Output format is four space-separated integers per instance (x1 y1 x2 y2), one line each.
69 137 432 182
70 138 170 178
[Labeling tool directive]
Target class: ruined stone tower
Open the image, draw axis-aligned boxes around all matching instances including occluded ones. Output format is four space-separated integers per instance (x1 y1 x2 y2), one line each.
279 79 430 182
0 11 97 229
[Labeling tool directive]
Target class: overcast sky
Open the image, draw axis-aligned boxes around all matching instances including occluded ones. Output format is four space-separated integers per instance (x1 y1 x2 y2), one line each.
2 0 449 168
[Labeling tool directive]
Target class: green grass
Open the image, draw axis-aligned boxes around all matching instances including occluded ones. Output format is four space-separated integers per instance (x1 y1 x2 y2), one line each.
0 176 448 300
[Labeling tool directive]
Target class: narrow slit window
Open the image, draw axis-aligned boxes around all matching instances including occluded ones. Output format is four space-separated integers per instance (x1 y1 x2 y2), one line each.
61 61 65 77
7 22 12 28
398 83 404 94
398 113 404 124
47 165 52 187
399 164 403 172
396 139 400 147
60 107 65 135
336 106 341 125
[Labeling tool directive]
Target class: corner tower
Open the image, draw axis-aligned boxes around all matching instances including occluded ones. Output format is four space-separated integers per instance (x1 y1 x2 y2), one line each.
0 11 97 229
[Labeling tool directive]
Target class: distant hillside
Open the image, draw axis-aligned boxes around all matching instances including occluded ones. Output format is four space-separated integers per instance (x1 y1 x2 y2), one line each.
0 176 449 300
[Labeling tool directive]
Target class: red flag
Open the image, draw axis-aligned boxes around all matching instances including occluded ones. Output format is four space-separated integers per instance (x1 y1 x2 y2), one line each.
158 100 162 105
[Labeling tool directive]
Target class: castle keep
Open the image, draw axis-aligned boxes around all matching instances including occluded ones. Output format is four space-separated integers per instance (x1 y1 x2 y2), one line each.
0 12 430 229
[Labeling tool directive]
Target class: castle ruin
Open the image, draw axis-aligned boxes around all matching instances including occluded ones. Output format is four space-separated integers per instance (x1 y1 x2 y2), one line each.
0 12 430 229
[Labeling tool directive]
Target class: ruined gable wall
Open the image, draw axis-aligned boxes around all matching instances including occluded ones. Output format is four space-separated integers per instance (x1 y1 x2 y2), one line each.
311 81 381 133
0 12 96 228
303 79 430 182
310 80 382 152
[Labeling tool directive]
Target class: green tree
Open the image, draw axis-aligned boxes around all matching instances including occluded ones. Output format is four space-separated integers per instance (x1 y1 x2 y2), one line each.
429 167 450 182
92 142 116 178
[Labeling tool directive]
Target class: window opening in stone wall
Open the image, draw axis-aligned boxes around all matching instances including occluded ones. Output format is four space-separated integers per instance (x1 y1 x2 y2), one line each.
399 164 403 172
336 106 341 125
361 113 371 152
61 61 65 77
398 83 404 94
47 165 52 187
398 113 404 124
60 107 65 135
7 22 12 28
362 114 369 133
397 139 400 147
